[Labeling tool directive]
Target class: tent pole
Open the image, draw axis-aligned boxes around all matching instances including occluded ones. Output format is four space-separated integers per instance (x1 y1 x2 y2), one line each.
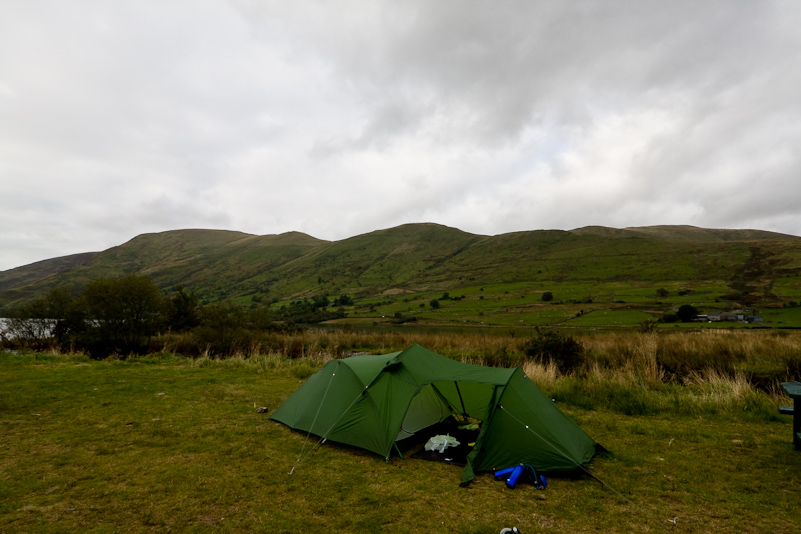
298 363 395 468
289 361 340 475
454 381 469 419
430 383 461 415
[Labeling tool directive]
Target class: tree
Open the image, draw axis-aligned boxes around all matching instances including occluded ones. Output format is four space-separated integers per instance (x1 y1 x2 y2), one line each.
541 291 554 302
3 287 84 350
82 275 163 357
312 295 330 309
193 301 248 356
656 288 669 298
429 299 440 309
4 299 52 350
165 285 199 332
676 304 699 323
333 294 354 306
41 286 86 348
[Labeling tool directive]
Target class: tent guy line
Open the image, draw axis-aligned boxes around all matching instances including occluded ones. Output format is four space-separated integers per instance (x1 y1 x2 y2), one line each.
499 404 673 531
498 404 606 487
289 362 341 476
288 359 392 474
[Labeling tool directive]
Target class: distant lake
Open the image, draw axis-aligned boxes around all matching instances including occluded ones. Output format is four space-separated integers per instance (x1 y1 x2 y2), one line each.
0 317 57 340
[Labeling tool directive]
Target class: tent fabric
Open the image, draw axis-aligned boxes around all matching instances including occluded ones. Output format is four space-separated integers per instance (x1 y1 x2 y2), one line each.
270 344 599 484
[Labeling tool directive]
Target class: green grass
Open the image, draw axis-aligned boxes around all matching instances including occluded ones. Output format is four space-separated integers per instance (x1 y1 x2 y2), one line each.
566 309 656 327
2 351 799 533
342 278 801 329
760 306 801 326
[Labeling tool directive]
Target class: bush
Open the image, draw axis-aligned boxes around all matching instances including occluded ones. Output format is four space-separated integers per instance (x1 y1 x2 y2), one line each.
391 312 417 324
638 320 659 334
676 304 699 323
482 344 523 368
541 291 553 302
522 331 585 374
659 312 679 323
787 353 801 381
332 294 354 306
191 302 251 357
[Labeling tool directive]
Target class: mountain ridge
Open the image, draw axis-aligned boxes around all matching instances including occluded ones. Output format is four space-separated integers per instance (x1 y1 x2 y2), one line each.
2 223 800 311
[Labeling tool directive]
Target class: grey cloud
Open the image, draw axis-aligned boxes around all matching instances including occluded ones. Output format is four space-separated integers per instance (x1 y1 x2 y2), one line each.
289 2 780 144
2 1 801 270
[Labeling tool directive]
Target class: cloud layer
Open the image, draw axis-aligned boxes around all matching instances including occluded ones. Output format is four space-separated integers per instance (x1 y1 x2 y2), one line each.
2 1 800 270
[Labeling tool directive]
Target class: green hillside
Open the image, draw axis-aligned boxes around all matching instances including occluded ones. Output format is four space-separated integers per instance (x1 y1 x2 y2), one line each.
246 223 483 300
0 252 98 293
0 230 326 307
2 223 801 328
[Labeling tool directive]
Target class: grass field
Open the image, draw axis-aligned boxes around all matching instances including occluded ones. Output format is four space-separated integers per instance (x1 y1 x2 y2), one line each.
334 278 801 329
2 349 799 533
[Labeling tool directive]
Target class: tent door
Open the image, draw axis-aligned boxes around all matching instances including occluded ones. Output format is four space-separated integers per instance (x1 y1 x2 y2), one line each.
395 383 451 441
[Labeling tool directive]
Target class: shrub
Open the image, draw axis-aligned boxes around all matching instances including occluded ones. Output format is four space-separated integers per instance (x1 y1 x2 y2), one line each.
676 304 699 322
638 320 659 334
482 344 523 368
541 291 553 302
190 302 252 357
522 331 585 374
787 353 801 381
659 312 679 323
332 294 354 306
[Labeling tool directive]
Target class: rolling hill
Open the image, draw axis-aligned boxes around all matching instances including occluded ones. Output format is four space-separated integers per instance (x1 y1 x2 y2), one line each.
2 224 801 325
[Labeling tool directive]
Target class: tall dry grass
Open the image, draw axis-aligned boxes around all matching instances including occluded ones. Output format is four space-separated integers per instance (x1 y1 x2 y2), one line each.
581 330 801 388
144 327 801 416
524 330 800 415
32 326 801 415
155 328 801 381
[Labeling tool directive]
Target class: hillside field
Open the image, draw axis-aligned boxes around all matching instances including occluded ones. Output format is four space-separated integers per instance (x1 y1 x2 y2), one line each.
310 279 801 329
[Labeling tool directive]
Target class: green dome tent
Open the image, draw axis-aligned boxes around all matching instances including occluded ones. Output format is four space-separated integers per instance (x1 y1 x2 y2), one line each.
270 344 600 485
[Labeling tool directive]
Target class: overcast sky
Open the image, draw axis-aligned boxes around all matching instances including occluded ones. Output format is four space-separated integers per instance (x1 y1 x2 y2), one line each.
2 1 801 271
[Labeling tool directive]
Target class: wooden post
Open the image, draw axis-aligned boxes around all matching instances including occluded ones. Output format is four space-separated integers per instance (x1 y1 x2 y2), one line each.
780 382 801 451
